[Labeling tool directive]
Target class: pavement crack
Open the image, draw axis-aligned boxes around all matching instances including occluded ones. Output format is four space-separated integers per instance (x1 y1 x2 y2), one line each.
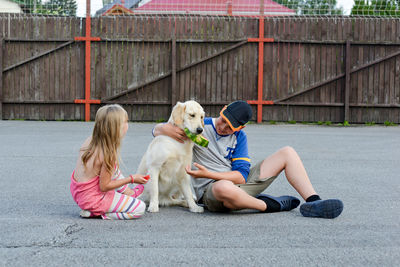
64 223 83 236
18 223 84 248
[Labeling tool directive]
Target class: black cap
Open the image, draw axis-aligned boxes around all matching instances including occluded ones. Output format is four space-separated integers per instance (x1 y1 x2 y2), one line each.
220 100 252 131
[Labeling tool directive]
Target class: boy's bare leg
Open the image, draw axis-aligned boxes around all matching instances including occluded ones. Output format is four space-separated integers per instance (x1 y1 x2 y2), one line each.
212 180 266 211
258 146 317 200
259 146 343 218
212 180 299 212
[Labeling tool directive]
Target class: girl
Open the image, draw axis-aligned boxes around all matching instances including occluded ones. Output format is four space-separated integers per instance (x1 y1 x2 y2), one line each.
70 104 147 220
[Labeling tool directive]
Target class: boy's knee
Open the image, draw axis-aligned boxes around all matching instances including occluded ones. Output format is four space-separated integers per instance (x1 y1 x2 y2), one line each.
280 146 297 157
212 180 235 199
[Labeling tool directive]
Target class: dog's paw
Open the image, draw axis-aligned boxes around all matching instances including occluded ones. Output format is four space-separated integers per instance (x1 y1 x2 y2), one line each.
147 204 159 213
189 205 204 213
174 199 188 207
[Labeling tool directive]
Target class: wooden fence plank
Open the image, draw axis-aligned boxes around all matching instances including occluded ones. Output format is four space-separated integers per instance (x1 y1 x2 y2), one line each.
39 19 48 119
297 19 306 121
329 20 337 122
216 44 222 103
49 19 56 120
30 18 38 120
344 41 351 122
60 17 67 120
239 20 248 103
54 18 61 120
10 18 16 119
395 21 400 122
221 48 228 103
211 44 217 104
171 34 177 107
205 37 212 106
20 19 27 119
185 42 191 101
191 41 197 101
18 39 24 119
13 18 19 119
110 18 116 104
0 38 2 119
178 41 184 102
357 19 364 110
200 41 207 104
3 39 8 119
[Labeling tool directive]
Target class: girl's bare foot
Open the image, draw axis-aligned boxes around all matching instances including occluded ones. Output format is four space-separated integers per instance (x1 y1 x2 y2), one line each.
123 184 144 198
123 187 135 195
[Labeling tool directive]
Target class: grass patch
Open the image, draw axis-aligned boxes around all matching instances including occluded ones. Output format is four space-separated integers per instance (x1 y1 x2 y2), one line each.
365 121 375 126
155 118 167 123
269 120 276 125
324 121 332 126
288 120 296 124
384 120 396 126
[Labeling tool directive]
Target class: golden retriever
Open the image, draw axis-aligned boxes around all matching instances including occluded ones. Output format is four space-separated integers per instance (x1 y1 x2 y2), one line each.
137 100 205 213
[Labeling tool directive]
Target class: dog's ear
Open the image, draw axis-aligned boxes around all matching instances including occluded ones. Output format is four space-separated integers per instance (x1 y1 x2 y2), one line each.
170 101 186 127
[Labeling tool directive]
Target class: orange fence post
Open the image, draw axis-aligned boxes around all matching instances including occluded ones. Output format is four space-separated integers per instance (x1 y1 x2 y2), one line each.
247 1 274 123
74 0 101 121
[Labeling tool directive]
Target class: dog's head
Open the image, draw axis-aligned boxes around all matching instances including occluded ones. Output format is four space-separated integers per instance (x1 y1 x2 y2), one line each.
169 100 205 135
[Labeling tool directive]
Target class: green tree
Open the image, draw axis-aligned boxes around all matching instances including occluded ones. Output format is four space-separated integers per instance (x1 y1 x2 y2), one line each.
10 0 41 13
275 0 343 15
300 0 343 15
41 0 77 16
351 0 400 17
11 0 77 16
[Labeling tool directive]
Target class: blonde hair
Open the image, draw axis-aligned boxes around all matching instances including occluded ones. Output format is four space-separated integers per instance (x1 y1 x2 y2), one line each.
81 104 128 174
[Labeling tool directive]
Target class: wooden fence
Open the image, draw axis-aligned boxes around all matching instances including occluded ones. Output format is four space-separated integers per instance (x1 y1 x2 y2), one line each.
1 15 400 123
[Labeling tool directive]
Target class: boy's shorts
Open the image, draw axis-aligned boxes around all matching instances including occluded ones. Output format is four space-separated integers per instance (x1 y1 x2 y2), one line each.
201 160 277 212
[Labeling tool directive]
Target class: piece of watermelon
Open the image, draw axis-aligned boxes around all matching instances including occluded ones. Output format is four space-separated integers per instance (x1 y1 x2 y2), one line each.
184 128 209 148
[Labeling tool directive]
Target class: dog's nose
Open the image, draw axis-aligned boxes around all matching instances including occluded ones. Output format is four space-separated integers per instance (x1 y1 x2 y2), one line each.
196 127 203 134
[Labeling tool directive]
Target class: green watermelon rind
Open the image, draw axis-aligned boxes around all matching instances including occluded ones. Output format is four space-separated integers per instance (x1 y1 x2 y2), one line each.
184 128 209 147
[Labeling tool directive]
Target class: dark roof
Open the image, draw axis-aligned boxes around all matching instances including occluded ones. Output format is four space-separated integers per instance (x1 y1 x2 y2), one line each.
95 0 141 16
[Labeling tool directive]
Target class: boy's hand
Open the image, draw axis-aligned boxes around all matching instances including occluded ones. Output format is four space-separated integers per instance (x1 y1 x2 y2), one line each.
185 163 210 178
161 123 189 143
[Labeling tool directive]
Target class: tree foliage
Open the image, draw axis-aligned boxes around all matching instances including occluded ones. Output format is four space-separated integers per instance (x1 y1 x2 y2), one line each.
351 0 400 17
11 0 77 16
274 0 343 15
11 0 40 13
40 0 77 16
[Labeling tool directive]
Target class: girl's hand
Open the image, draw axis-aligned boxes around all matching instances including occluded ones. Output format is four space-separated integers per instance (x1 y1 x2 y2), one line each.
130 174 150 184
185 163 210 178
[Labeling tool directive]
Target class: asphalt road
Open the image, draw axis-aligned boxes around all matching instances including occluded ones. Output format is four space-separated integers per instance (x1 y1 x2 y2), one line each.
0 121 399 266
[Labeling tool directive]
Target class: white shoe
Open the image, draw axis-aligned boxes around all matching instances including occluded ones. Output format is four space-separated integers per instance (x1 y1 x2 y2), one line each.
79 210 92 218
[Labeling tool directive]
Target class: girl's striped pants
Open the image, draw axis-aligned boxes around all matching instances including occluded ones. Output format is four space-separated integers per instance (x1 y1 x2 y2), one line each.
102 192 146 220
102 167 146 220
